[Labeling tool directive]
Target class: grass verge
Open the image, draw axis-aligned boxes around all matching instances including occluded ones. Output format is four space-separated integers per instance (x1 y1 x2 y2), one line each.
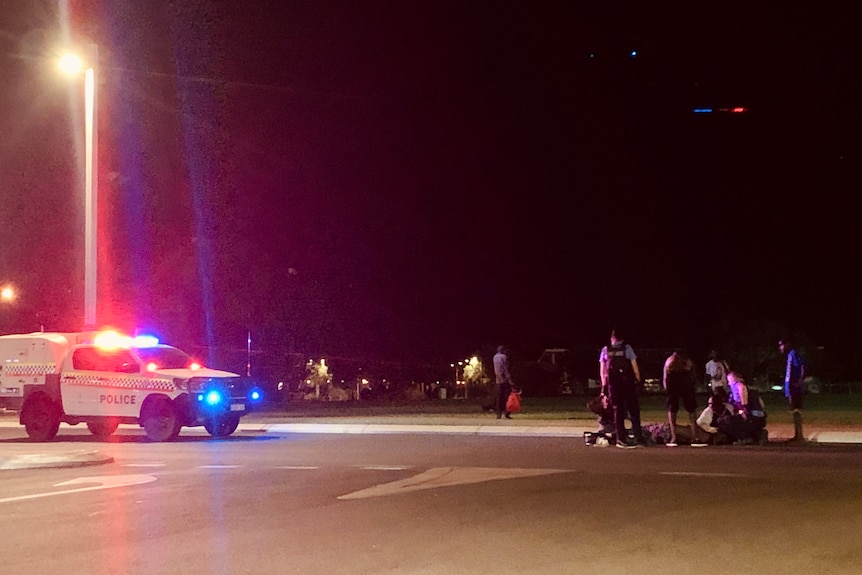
254 392 862 427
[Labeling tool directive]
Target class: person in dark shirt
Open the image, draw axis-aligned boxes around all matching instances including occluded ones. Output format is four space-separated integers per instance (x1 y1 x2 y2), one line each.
599 329 645 449
724 371 768 445
663 350 706 447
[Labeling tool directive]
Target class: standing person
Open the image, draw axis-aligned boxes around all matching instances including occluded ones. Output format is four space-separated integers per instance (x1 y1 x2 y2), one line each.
493 345 514 419
779 338 806 444
705 350 729 394
663 350 706 447
599 329 645 448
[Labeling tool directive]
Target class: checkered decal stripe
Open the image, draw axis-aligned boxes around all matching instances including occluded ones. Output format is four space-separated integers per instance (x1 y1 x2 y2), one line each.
2 364 58 376
61 375 176 392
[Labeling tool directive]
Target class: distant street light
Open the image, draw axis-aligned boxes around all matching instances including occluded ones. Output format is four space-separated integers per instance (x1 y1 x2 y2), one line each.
59 44 99 328
1 285 15 303
450 358 473 399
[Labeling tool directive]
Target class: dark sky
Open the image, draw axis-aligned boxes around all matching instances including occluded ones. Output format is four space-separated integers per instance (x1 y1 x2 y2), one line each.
1 1 859 369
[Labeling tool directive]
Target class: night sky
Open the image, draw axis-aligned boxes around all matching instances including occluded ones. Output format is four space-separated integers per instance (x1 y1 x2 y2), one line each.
1 2 859 373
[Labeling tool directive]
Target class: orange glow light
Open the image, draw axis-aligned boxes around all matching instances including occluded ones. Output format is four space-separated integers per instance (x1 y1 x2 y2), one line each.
94 330 133 350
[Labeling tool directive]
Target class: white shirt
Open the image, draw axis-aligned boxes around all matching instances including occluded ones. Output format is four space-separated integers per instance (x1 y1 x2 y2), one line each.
705 359 728 391
696 406 718 433
697 403 732 434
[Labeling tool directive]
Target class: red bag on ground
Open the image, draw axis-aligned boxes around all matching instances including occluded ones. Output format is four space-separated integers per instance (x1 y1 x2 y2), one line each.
506 391 522 413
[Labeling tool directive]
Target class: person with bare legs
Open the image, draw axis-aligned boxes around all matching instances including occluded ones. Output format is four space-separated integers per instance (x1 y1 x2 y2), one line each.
663 349 706 447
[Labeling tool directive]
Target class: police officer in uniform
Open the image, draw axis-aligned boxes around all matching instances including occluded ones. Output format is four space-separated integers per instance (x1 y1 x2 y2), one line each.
599 328 645 448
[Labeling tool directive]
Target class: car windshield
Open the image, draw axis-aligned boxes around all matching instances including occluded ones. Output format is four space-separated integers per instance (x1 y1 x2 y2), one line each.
134 345 195 369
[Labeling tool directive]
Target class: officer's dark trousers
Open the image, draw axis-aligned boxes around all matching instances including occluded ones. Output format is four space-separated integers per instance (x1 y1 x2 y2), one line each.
608 379 643 443
495 382 511 418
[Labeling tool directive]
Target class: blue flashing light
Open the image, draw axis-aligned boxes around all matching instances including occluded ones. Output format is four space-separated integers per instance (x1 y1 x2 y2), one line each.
204 390 223 406
132 334 160 348
629 50 638 58
249 388 262 402
693 108 713 113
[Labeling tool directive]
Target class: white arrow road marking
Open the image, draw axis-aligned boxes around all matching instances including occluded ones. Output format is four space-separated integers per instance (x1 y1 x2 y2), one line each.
338 467 570 500
0 474 157 505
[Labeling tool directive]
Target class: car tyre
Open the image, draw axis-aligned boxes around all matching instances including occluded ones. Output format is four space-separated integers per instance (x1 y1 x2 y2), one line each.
142 398 181 442
204 414 241 438
87 419 120 438
23 396 61 442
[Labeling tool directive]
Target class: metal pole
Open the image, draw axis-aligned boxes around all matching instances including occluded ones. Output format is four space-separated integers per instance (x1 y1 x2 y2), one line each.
83 43 98 328
246 331 252 377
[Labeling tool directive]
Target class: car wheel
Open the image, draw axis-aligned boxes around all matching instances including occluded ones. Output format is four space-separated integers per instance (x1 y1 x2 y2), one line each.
23 396 61 442
204 414 240 438
142 398 180 442
87 420 119 438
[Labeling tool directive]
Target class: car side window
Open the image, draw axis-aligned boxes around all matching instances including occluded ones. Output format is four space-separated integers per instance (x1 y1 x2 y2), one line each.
72 347 140 373
72 347 99 371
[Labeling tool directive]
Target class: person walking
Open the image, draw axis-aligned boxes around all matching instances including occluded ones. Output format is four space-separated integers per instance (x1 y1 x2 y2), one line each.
779 338 806 444
599 329 645 448
663 349 706 447
493 345 514 419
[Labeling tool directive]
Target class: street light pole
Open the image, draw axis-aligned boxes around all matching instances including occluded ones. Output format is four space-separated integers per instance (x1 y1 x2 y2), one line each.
60 44 99 329
83 43 98 329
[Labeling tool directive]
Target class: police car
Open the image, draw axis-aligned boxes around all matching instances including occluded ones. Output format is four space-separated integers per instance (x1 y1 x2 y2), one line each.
9 330 262 442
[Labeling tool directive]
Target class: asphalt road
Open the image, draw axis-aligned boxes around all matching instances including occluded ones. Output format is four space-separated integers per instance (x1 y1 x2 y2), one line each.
1 426 861 575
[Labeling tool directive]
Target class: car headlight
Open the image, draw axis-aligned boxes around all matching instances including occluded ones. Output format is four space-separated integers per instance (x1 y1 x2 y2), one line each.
199 390 224 406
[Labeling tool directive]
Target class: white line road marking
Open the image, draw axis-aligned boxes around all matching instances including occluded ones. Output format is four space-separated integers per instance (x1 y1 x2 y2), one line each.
338 467 570 500
0 474 157 504
660 472 747 478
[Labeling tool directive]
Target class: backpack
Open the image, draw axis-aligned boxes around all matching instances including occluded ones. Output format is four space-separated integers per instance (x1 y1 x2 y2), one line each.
607 343 634 383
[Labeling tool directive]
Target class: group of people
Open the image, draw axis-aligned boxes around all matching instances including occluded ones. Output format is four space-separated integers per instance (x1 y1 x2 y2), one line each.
594 328 806 448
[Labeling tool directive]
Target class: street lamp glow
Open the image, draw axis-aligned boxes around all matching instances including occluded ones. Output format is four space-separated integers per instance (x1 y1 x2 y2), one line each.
58 53 84 75
1 285 15 302
59 45 99 328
